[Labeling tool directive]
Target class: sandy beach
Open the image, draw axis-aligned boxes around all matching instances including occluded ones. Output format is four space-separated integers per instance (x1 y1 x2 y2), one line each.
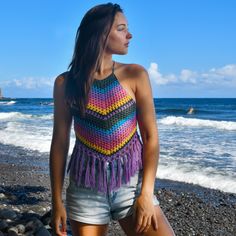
0 142 235 236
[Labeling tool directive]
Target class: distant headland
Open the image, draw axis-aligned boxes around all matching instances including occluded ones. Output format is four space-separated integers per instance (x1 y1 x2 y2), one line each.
0 88 11 100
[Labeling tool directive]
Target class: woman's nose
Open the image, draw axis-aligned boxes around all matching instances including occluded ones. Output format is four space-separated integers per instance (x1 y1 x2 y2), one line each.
127 32 132 39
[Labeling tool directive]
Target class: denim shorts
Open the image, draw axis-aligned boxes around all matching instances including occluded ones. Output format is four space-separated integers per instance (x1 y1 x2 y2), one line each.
66 161 159 225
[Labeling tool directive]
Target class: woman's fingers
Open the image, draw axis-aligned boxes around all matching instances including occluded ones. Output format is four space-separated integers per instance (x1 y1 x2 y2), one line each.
142 216 152 233
50 205 67 236
54 218 62 236
52 217 67 236
133 196 159 233
135 213 152 234
61 215 67 235
135 210 143 233
137 216 150 233
152 210 158 231
136 214 158 234
135 208 159 234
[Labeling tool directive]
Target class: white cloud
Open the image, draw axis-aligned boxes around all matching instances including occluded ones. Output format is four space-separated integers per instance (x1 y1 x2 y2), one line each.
179 69 197 83
148 63 236 87
148 63 177 85
214 64 236 78
0 76 55 89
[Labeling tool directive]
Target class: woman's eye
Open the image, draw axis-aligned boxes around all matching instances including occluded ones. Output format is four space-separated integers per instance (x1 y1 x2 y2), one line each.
118 27 125 31
117 27 129 32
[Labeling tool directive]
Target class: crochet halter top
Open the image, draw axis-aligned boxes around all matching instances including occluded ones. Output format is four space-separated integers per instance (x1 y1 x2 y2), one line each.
67 61 144 193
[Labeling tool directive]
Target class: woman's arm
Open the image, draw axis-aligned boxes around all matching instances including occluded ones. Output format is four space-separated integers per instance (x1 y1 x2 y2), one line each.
133 65 160 234
49 73 72 235
136 66 159 196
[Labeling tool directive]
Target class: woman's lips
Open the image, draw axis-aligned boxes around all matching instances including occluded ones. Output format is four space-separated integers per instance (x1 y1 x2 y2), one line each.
124 43 129 47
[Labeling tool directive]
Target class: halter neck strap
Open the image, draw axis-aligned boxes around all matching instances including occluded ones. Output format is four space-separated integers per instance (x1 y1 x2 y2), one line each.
112 61 115 74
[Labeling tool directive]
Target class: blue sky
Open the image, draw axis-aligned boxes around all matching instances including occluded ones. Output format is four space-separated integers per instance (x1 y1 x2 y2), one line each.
0 0 235 98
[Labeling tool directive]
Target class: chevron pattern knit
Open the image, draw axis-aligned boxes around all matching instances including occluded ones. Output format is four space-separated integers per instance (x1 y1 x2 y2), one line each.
67 66 143 194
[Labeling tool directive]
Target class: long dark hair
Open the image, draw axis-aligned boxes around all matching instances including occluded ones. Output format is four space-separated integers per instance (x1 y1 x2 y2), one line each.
65 3 123 117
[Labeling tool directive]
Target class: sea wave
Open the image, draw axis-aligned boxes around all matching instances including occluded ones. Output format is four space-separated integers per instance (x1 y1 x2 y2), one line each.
35 114 53 120
39 102 54 106
158 163 236 194
159 116 236 131
0 121 51 152
0 112 32 120
0 121 75 153
0 101 16 105
0 112 53 120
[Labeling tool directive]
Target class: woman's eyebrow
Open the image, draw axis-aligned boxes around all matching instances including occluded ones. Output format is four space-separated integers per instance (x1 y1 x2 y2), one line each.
117 23 129 27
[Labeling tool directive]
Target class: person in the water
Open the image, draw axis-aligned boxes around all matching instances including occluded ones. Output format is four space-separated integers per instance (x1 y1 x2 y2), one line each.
187 107 194 114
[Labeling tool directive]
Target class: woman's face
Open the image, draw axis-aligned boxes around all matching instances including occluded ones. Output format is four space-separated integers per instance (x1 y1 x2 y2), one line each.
105 12 132 55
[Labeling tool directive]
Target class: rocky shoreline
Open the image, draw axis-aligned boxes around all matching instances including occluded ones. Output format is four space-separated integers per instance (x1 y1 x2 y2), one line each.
0 143 236 235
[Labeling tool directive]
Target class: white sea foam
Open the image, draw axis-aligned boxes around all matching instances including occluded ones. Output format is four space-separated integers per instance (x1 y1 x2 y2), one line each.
159 116 236 131
39 102 54 106
0 121 75 154
0 112 53 121
36 114 53 120
0 112 32 120
157 163 236 194
0 101 16 105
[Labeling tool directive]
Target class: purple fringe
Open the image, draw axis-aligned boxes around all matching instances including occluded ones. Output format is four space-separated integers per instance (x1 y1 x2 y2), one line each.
110 161 115 192
67 132 143 194
85 157 90 187
98 160 103 191
117 158 122 188
103 161 107 193
90 157 96 188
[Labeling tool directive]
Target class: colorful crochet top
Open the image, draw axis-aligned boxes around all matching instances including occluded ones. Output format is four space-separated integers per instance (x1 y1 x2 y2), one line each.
67 61 144 193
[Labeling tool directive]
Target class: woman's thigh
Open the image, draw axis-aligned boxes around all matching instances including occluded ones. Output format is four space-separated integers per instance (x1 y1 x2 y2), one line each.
70 219 108 236
118 205 175 236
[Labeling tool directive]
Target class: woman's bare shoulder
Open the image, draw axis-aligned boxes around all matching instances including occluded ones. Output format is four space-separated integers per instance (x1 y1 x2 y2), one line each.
116 62 148 78
54 71 70 88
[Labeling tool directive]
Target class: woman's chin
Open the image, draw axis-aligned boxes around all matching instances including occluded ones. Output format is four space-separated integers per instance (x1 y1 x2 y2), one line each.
115 49 128 55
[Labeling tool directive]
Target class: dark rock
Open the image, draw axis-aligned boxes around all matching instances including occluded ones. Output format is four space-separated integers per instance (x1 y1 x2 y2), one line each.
35 226 51 236
175 201 182 207
40 210 52 225
25 218 44 233
17 192 27 201
21 212 41 221
0 187 5 192
0 220 8 231
25 230 34 236
0 209 17 220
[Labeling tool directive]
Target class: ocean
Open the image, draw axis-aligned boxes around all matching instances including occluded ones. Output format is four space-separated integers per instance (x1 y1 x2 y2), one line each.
0 98 235 194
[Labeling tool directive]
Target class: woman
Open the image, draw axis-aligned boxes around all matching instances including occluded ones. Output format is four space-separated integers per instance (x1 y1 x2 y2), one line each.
49 3 175 236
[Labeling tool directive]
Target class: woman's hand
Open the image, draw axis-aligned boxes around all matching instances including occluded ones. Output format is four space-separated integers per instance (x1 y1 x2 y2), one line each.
50 203 67 236
132 193 158 234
